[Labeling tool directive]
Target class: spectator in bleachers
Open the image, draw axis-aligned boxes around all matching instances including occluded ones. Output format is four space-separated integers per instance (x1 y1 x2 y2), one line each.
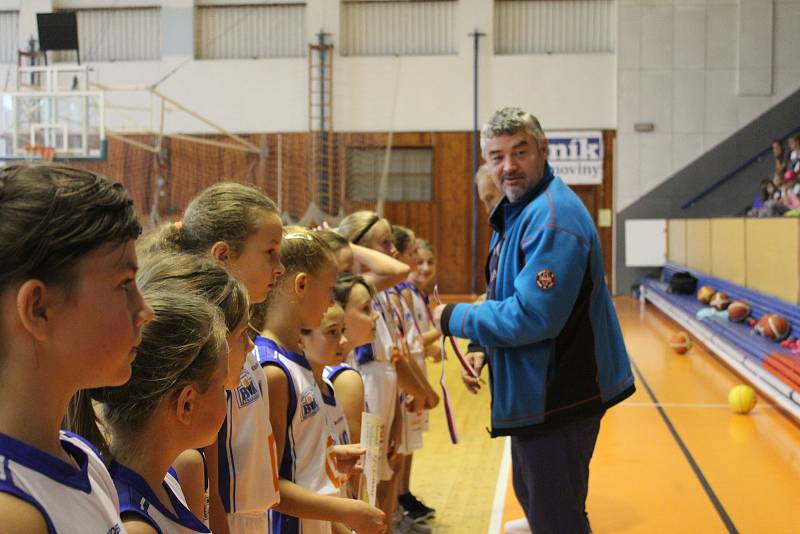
772 139 787 176
788 135 800 178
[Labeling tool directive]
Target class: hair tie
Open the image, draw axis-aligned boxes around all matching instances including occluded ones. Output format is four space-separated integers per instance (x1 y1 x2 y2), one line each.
351 215 381 244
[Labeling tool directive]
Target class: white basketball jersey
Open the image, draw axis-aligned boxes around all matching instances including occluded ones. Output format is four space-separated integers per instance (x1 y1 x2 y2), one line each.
406 282 433 338
0 431 124 534
217 349 280 517
322 365 355 446
355 292 395 365
259 337 341 534
112 461 209 533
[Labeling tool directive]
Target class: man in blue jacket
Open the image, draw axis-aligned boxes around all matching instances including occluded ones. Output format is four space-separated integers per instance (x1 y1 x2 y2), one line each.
433 107 635 534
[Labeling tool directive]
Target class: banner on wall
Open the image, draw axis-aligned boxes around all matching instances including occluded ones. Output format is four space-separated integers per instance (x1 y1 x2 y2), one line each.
545 131 603 185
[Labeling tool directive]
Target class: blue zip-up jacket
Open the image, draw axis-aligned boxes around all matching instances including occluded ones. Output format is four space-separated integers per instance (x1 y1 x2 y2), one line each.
441 165 635 437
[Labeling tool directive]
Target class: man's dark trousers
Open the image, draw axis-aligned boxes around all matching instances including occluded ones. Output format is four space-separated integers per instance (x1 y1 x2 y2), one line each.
510 413 603 534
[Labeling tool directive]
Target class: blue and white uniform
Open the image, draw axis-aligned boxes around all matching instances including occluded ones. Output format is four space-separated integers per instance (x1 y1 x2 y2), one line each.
258 336 341 534
217 349 280 533
354 291 398 481
322 365 355 447
390 285 427 454
405 281 434 432
0 430 124 534
112 462 209 534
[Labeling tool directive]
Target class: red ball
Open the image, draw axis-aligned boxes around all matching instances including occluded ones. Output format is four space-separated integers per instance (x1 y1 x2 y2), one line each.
727 300 751 322
669 331 692 354
755 314 791 341
710 292 731 310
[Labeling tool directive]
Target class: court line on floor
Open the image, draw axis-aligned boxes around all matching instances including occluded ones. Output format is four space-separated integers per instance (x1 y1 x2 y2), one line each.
620 402 775 409
487 436 511 534
631 359 739 534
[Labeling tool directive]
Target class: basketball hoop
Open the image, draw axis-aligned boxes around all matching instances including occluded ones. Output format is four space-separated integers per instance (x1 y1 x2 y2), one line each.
23 145 56 163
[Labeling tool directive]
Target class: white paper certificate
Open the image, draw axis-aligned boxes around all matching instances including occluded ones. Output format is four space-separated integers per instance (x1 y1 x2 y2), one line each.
359 412 384 506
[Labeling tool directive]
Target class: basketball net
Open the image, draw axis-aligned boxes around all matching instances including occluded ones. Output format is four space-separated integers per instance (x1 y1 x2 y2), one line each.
23 145 56 163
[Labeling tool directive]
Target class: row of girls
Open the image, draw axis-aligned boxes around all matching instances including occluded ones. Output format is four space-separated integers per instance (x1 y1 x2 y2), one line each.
0 164 441 534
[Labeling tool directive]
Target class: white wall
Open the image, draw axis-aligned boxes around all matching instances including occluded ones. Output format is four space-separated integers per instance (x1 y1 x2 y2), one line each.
616 0 800 211
3 0 617 135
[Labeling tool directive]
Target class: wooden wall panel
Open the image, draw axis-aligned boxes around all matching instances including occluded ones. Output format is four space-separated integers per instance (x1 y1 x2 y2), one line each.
63 129 614 294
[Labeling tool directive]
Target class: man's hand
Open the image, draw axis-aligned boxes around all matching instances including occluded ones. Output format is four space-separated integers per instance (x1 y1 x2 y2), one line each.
461 351 486 394
432 304 446 332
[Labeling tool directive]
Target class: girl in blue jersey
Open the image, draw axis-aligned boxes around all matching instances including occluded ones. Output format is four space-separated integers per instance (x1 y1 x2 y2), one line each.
146 183 284 534
69 252 235 534
0 165 153 533
258 229 386 534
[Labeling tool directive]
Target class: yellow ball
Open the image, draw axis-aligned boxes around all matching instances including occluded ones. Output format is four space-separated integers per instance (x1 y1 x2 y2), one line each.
728 385 757 414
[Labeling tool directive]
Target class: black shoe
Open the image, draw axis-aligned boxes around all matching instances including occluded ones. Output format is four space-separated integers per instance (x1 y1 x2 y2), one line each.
398 492 435 522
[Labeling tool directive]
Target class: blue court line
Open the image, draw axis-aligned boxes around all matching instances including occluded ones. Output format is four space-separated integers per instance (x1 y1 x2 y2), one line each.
630 359 739 534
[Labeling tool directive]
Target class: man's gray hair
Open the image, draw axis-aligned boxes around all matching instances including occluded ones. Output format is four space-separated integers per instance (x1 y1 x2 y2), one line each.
480 107 545 156
474 163 491 185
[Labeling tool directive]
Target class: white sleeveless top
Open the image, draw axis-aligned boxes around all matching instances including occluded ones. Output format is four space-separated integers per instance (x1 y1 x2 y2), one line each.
354 291 397 366
0 430 124 534
322 365 355 447
216 349 280 515
112 461 209 533
259 336 342 534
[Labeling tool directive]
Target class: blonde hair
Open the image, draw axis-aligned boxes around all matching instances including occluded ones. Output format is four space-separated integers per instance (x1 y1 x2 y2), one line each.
337 211 383 245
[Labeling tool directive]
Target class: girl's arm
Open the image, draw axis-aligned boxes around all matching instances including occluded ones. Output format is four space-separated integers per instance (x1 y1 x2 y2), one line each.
203 440 232 534
266 366 386 534
121 517 159 534
274 481 385 534
350 244 409 292
172 449 207 523
0 493 48 534
332 369 365 442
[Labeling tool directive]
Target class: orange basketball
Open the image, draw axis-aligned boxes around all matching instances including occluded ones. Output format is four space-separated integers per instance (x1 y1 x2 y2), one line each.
727 301 751 322
697 286 715 304
755 314 791 341
669 331 692 354
710 291 731 310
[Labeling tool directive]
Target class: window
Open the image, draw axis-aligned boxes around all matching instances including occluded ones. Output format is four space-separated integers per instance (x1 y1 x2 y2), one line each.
55 7 161 62
347 148 433 202
195 3 306 59
0 11 19 64
341 0 457 57
494 0 615 55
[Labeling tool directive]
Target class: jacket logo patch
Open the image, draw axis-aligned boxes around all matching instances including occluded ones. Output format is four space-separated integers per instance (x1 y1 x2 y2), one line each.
536 269 556 290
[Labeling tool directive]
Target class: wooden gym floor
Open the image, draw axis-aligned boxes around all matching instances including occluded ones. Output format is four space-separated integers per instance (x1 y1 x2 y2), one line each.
412 297 800 533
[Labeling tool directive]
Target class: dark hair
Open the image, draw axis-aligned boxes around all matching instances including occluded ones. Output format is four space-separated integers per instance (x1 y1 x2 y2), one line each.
391 225 415 254
316 229 350 253
416 238 434 255
0 165 140 292
143 182 279 256
333 272 374 309
65 287 226 458
135 251 249 332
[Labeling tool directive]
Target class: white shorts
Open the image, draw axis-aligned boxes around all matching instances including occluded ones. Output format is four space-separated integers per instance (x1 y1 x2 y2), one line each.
397 395 425 455
360 360 398 481
412 352 430 433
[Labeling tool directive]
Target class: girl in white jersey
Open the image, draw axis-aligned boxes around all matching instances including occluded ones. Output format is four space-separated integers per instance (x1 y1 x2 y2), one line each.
338 213 434 523
0 165 153 533
69 255 234 534
324 274 379 449
145 183 285 534
126 252 254 525
260 229 386 534
390 227 441 525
